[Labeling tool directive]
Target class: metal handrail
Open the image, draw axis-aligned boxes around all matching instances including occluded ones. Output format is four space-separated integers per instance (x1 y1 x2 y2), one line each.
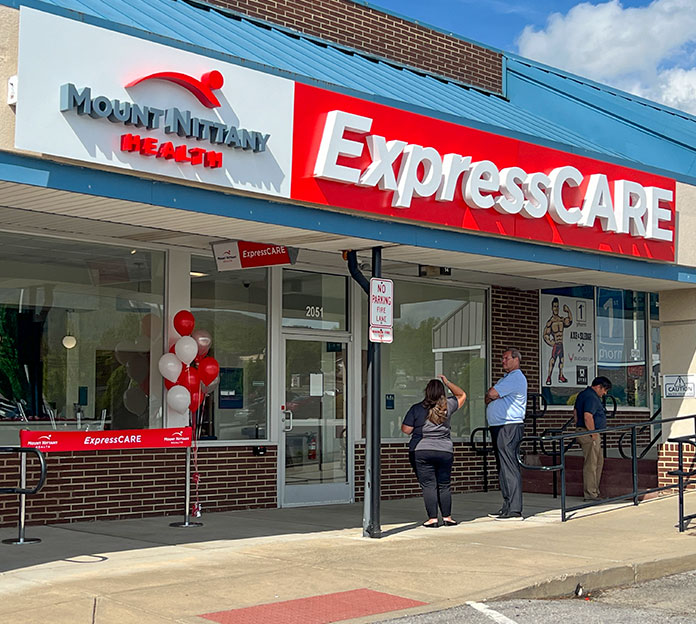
666 434 696 532
526 393 547 454
0 447 46 495
1 446 47 545
538 393 618 456
471 393 619 498
470 426 494 492
617 407 662 460
519 413 696 522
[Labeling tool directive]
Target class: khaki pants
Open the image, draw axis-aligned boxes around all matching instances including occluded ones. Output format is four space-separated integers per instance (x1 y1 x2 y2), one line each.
577 428 604 499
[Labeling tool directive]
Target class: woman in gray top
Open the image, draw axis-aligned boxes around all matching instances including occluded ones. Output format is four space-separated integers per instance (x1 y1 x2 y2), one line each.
401 375 466 527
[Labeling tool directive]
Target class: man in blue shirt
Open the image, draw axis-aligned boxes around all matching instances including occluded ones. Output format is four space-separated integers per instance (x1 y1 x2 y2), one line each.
574 376 612 501
485 348 528 520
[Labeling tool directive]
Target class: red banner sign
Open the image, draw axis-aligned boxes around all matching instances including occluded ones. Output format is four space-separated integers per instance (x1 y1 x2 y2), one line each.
20 427 192 452
291 83 676 261
211 240 297 271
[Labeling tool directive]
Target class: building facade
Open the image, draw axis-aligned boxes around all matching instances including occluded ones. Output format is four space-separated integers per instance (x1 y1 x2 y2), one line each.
0 0 695 525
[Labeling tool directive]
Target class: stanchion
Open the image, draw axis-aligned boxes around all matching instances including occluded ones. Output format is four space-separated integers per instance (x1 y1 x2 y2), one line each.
170 447 203 528
3 452 41 545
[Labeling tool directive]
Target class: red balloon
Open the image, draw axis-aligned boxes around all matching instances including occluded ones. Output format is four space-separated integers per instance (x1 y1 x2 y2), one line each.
177 366 201 394
190 390 204 412
164 378 176 390
139 376 150 396
199 357 220 386
173 310 195 336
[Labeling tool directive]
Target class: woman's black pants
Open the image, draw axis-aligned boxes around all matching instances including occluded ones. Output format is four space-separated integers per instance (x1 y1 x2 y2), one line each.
414 450 454 518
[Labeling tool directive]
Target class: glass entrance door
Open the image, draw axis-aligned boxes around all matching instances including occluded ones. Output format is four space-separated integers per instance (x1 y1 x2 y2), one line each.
281 336 350 506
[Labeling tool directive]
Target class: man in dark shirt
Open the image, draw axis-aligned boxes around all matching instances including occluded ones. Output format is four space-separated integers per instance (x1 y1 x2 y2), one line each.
574 376 612 501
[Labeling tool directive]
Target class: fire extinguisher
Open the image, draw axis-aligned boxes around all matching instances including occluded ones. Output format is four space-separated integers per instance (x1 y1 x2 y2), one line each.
308 435 317 460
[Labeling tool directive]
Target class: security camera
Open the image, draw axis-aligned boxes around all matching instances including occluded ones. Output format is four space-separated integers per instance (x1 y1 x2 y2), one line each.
243 281 251 288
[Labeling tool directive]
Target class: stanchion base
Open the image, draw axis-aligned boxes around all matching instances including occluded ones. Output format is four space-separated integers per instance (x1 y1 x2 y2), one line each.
2 538 41 545
170 521 203 528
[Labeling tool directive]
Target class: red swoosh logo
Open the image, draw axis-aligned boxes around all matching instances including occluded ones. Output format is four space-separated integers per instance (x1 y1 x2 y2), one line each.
125 70 223 108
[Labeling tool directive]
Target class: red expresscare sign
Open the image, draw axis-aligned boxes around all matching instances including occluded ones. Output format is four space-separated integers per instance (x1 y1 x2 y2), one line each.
290 83 676 262
20 427 193 452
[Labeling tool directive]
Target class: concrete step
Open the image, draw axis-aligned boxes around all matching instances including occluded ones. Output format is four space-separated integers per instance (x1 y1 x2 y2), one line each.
522 453 657 498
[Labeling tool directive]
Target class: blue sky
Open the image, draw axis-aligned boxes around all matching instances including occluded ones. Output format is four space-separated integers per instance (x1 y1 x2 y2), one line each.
367 0 696 115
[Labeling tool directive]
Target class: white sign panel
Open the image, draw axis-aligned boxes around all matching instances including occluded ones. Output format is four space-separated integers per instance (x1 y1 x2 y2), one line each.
540 293 595 388
663 375 696 398
369 277 394 344
15 8 294 198
369 278 394 327
369 326 393 344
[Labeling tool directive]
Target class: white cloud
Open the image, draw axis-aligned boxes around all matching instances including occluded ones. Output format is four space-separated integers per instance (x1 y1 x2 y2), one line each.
516 0 696 114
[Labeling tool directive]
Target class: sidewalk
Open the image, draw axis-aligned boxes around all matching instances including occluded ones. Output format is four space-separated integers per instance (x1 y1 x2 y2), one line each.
1 491 696 623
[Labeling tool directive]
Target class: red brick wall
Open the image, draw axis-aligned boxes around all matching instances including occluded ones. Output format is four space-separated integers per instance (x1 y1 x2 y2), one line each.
203 0 503 93
0 446 277 527
659 442 696 490
354 441 497 502
491 286 540 391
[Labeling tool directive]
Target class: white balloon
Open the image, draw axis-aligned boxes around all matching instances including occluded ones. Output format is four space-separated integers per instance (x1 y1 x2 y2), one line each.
123 386 148 416
168 409 189 427
192 329 212 358
158 353 182 383
166 385 191 413
174 336 198 366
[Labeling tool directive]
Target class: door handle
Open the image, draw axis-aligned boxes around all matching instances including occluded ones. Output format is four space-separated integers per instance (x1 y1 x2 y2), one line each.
282 409 294 432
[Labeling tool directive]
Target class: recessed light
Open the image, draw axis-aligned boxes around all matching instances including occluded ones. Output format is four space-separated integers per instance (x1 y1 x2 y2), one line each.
190 271 208 278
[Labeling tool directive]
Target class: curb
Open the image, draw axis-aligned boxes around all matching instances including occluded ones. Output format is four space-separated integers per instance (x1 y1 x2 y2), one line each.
495 552 696 600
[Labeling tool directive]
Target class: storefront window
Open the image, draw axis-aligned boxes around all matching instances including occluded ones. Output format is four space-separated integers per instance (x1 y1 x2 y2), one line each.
283 270 347 331
597 289 647 407
190 259 268 441
0 232 165 444
362 280 487 439
540 286 595 406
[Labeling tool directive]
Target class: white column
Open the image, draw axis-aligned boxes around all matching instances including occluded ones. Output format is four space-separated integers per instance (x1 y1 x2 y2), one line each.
659 289 696 439
164 250 190 427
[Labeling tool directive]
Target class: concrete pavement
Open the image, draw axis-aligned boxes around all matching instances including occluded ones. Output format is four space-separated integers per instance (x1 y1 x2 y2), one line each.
1 491 696 623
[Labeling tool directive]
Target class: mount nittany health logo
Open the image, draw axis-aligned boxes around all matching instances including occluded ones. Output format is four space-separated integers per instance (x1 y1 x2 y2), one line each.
59 68 272 169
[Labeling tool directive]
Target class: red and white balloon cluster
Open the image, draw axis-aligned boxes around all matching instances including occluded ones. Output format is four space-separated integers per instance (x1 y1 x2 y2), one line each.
157 310 220 421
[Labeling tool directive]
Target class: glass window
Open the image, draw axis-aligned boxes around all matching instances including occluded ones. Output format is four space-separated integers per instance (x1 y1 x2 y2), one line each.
362 280 487 439
283 270 347 330
0 232 165 444
190 259 268 441
597 289 647 407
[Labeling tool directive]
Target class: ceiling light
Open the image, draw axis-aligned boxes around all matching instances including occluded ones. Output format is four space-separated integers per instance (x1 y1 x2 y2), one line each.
190 271 208 278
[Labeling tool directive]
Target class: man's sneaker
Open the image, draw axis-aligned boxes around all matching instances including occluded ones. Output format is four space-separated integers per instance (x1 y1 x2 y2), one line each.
487 509 505 519
494 512 523 521
545 377 552 385
558 375 568 383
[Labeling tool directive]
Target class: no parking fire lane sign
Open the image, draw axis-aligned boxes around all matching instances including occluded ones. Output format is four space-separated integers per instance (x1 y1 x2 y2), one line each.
369 278 393 343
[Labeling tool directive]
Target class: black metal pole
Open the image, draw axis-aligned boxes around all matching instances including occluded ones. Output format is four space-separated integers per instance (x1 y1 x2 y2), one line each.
367 246 382 538
344 249 382 538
